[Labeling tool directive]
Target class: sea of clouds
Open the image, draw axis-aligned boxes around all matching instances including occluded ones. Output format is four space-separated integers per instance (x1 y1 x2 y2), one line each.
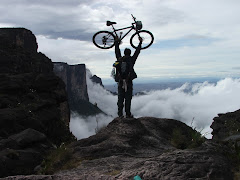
70 75 240 140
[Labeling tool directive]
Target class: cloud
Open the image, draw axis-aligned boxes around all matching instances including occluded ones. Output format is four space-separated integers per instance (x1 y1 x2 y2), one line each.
1 1 240 84
1 0 239 140
70 77 240 139
69 112 113 140
69 70 116 140
153 35 219 49
1 0 240 43
86 70 118 117
131 79 240 137
0 0 114 41
36 35 116 78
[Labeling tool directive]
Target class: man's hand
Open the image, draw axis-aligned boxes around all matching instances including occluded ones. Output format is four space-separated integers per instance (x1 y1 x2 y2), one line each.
114 36 121 42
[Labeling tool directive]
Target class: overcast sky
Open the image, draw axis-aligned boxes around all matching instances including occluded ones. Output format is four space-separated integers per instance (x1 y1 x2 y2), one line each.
1 0 240 83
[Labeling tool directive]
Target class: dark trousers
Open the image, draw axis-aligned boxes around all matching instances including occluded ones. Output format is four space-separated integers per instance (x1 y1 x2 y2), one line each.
117 80 133 116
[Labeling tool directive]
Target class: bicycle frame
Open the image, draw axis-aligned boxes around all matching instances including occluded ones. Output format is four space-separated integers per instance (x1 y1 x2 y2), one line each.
110 23 137 41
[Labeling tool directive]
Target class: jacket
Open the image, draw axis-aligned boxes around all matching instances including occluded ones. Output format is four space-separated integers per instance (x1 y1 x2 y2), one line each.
114 40 141 82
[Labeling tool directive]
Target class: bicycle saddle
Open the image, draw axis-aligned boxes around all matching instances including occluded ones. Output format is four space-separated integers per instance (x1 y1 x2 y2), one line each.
106 21 117 26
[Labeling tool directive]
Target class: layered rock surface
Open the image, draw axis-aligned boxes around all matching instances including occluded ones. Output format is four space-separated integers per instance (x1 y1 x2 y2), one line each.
4 117 234 180
60 117 233 179
0 28 73 178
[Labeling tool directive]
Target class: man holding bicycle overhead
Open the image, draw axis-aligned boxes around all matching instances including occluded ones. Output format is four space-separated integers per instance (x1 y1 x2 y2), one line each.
113 37 142 118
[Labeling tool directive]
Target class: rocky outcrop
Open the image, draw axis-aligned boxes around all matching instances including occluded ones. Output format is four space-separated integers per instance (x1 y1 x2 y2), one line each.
7 117 233 180
90 75 103 87
0 28 38 53
53 62 103 115
64 117 232 179
0 28 74 178
211 109 240 178
211 109 240 141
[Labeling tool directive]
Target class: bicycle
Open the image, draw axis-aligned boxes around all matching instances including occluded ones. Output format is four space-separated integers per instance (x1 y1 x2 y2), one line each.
92 14 154 50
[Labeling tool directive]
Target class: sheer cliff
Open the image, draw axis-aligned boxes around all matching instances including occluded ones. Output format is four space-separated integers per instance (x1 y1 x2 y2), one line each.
0 28 74 178
53 62 103 115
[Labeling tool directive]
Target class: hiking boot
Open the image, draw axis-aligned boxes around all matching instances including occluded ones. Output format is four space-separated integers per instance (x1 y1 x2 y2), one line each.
126 114 134 118
118 115 124 119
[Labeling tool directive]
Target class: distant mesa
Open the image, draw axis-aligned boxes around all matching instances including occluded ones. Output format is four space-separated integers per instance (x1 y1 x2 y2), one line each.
53 62 104 116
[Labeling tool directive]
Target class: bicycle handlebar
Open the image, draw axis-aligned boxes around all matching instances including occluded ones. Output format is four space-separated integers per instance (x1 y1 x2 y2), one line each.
131 14 136 22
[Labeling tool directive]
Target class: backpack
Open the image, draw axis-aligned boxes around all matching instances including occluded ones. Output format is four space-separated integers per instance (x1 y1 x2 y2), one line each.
112 56 137 82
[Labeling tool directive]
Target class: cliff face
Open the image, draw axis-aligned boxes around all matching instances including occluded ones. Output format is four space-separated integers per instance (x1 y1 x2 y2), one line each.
211 109 240 141
0 28 51 74
0 28 73 178
53 62 103 115
53 62 89 101
0 28 38 53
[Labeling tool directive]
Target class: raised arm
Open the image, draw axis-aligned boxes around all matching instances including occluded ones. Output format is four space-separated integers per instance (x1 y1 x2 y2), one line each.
132 40 142 65
115 39 122 60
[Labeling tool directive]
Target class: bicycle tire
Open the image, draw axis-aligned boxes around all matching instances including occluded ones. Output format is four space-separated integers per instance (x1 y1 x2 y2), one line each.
92 31 115 49
130 30 154 49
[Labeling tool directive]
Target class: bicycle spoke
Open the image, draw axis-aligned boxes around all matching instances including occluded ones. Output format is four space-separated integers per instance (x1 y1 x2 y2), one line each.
130 30 154 49
93 31 115 49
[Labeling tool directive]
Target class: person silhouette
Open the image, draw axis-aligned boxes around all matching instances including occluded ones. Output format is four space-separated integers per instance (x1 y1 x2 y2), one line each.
114 38 142 118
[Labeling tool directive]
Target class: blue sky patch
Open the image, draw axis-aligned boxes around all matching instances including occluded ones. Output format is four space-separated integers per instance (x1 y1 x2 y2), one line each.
153 36 219 49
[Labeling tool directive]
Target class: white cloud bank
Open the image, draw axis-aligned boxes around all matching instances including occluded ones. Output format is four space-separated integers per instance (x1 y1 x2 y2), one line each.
70 113 113 140
70 77 240 139
132 78 240 137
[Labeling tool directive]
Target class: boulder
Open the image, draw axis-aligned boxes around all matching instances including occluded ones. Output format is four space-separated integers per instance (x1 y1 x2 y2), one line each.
9 128 46 148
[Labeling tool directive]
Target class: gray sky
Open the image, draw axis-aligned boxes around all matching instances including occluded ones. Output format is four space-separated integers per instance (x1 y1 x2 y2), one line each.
1 0 240 83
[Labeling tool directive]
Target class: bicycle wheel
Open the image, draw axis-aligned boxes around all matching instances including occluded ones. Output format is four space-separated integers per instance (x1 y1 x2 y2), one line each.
92 31 115 49
130 30 154 49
